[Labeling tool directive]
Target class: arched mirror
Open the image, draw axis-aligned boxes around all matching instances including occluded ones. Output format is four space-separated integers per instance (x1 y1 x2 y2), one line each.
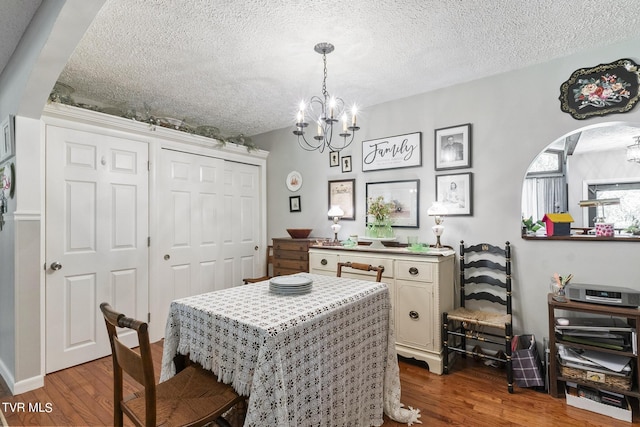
521 121 640 241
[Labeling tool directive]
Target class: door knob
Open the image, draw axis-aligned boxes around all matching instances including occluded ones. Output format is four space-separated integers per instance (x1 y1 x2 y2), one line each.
50 262 62 271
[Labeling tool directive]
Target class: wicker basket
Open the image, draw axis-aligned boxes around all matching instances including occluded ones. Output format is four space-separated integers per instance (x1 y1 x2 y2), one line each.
559 363 632 391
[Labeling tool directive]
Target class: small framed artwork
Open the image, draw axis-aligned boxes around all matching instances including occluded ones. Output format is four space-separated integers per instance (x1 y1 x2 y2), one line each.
365 179 420 228
0 115 15 163
289 195 301 212
435 172 473 216
434 123 471 171
330 151 340 167
341 155 352 173
328 179 355 220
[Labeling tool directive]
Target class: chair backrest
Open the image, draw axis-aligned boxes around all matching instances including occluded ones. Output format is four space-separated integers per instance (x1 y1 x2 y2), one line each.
100 302 157 426
337 261 385 282
459 240 511 315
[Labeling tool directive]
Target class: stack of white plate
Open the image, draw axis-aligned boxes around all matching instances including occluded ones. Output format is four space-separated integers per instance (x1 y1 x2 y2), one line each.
269 276 313 295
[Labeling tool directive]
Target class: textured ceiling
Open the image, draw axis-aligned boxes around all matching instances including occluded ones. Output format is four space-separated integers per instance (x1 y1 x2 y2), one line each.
9 1 640 139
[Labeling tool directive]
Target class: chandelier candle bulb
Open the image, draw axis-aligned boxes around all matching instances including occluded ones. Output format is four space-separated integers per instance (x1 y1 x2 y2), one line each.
342 114 348 132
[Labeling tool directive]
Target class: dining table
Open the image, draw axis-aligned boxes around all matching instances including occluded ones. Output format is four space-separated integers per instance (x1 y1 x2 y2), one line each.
160 273 421 426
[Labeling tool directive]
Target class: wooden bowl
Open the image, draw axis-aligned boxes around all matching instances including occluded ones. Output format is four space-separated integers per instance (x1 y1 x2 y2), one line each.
287 228 312 239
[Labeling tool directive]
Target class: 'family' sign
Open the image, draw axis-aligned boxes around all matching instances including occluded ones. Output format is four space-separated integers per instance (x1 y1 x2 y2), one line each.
362 132 422 172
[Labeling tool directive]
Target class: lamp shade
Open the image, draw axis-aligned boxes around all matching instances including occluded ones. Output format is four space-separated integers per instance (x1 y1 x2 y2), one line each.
328 205 344 217
427 202 448 216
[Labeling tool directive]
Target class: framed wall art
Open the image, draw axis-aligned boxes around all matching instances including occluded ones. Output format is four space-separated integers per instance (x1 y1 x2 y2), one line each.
362 132 422 172
434 123 471 171
435 172 473 216
328 179 355 220
365 179 420 228
0 115 15 163
341 155 352 173
330 151 340 167
559 58 640 120
289 195 301 212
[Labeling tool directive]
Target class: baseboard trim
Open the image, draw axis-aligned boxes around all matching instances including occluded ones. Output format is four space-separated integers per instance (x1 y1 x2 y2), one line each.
0 357 44 395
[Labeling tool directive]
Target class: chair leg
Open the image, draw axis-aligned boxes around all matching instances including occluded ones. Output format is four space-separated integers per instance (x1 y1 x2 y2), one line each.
506 322 514 393
442 312 449 374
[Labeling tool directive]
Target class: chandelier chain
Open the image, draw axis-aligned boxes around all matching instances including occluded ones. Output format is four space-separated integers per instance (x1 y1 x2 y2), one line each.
322 52 329 99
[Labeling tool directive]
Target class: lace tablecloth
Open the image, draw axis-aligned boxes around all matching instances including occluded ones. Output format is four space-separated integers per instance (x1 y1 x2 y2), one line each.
160 273 420 426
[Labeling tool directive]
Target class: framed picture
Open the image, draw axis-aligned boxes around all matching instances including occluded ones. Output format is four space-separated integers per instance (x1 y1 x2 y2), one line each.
341 155 352 173
365 180 420 228
435 172 473 216
559 58 640 120
330 151 340 167
434 124 471 170
289 195 301 212
0 115 15 163
328 179 355 220
362 132 422 172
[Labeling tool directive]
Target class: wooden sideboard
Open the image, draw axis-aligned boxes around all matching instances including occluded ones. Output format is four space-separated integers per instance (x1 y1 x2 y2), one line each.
272 238 314 276
309 245 456 374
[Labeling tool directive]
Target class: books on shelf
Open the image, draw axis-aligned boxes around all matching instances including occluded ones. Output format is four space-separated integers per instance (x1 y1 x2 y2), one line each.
558 344 632 375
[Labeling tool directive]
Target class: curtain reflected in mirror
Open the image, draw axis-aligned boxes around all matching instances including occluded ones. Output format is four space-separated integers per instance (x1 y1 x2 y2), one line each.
522 122 640 240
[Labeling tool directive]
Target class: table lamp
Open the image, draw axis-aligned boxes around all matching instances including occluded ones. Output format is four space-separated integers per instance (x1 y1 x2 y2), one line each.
427 202 448 248
327 205 344 242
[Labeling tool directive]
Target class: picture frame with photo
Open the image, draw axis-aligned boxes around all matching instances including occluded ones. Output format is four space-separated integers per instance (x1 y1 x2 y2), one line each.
434 123 471 170
341 155 352 173
330 151 340 167
0 115 15 164
365 179 420 228
435 172 473 216
289 195 301 212
328 179 355 220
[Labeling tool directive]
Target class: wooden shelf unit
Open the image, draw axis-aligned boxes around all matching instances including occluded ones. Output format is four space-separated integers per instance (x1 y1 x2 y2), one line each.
547 294 640 399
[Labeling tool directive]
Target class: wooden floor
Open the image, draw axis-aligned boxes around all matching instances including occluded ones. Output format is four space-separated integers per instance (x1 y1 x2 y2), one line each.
0 342 637 426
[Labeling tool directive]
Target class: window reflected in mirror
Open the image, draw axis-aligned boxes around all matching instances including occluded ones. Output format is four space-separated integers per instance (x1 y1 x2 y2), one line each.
522 122 640 240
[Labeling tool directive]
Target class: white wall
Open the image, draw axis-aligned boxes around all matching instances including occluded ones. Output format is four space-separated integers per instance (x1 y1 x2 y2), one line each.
0 0 105 393
253 35 640 348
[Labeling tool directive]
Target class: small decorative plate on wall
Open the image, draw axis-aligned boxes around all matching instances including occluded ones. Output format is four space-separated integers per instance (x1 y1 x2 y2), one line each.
559 58 640 120
286 171 302 192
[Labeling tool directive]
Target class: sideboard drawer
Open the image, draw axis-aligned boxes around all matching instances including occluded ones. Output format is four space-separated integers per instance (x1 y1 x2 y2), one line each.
274 240 310 252
395 260 434 282
274 249 309 261
309 252 339 272
273 258 307 271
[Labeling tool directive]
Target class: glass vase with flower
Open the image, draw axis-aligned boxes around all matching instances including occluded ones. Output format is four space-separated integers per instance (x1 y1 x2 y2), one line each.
366 196 394 238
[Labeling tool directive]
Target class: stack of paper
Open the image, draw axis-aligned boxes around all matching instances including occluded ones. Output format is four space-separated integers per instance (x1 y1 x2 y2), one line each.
558 344 632 377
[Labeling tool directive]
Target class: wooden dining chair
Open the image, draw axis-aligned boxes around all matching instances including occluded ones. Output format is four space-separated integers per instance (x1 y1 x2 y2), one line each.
242 245 273 284
337 261 385 282
442 241 514 393
100 302 244 427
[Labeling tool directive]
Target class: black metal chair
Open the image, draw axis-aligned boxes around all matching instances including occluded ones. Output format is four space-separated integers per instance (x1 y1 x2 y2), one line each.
442 241 513 393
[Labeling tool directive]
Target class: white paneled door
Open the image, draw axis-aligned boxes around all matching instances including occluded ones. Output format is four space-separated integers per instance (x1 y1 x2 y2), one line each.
45 126 149 373
156 149 260 333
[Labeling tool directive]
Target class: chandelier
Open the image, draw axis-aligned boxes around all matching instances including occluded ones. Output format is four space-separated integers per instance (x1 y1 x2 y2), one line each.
293 42 359 153
627 135 640 163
